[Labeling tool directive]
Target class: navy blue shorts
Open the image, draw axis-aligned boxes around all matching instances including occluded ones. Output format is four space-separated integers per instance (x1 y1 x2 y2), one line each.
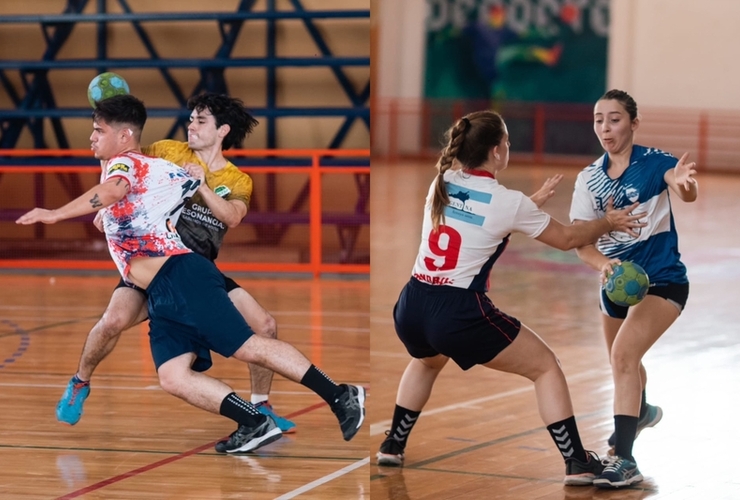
600 282 690 319
393 278 521 370
146 253 254 372
116 272 241 294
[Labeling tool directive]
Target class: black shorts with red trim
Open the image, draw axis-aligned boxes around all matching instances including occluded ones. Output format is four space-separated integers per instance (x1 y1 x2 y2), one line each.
393 277 521 370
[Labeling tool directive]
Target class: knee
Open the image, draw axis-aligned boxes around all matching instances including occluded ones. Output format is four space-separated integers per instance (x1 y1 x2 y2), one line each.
529 350 563 381
417 355 448 372
551 351 563 369
233 335 264 364
544 351 563 374
97 311 130 339
610 348 639 376
254 313 277 339
157 364 188 396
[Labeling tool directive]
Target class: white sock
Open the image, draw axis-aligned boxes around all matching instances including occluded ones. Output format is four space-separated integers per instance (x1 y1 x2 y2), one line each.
251 394 269 405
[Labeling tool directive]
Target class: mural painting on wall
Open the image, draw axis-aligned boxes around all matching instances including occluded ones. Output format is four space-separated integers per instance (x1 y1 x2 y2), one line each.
425 0 609 103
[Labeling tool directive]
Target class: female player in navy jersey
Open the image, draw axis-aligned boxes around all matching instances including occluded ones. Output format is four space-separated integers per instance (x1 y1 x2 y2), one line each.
376 110 646 486
570 89 697 488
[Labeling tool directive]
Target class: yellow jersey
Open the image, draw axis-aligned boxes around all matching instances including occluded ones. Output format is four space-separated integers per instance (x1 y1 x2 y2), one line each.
143 140 253 261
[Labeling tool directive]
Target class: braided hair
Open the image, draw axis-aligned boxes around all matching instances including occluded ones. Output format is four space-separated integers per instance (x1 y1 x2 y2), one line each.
431 111 506 230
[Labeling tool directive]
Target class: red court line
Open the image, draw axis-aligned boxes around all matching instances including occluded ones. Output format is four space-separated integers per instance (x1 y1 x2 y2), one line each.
55 401 328 500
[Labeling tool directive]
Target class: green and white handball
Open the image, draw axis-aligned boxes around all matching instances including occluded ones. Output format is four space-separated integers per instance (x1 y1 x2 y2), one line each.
604 261 650 307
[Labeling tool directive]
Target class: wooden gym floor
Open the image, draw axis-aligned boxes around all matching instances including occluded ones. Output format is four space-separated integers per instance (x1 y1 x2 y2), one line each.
370 160 740 500
1 160 739 499
0 275 369 499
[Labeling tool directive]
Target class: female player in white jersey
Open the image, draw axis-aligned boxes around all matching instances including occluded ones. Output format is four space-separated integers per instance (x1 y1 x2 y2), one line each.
569 89 697 488
376 110 646 486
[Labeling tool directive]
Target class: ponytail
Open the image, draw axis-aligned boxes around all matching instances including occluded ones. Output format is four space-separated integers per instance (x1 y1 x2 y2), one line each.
431 117 470 230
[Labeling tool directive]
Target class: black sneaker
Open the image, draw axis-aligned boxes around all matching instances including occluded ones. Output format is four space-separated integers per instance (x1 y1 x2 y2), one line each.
376 432 405 466
214 416 283 453
330 384 366 441
564 451 605 485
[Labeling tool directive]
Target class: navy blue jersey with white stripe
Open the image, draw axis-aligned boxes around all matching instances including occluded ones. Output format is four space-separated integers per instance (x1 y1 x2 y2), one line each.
569 145 688 285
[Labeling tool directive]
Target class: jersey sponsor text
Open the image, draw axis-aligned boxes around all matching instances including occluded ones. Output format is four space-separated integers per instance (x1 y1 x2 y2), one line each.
413 273 454 286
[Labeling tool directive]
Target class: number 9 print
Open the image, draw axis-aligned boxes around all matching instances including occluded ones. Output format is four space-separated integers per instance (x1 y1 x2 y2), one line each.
424 225 462 271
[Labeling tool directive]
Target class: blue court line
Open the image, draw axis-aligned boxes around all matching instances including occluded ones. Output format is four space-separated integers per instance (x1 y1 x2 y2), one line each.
0 319 30 369
0 316 100 340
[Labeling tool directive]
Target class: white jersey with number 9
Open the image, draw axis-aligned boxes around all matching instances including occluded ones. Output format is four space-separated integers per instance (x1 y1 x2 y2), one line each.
411 168 550 292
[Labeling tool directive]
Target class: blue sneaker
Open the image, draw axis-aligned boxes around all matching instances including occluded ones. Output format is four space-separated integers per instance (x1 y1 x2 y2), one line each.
56 377 90 425
593 456 643 488
256 401 296 434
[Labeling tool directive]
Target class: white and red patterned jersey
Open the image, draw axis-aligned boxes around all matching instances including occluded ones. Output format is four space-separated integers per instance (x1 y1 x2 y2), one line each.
100 151 200 280
411 168 550 292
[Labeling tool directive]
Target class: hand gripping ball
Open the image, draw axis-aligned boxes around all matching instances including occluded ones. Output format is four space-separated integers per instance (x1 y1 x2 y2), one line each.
604 261 650 307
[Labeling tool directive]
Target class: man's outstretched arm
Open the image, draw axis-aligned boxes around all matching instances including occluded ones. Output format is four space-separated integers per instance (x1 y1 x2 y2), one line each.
16 177 130 225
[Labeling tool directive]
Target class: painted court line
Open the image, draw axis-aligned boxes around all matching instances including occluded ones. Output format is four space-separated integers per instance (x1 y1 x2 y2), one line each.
54 401 329 499
279 323 369 333
274 457 370 500
0 382 311 395
369 369 607 436
54 440 218 500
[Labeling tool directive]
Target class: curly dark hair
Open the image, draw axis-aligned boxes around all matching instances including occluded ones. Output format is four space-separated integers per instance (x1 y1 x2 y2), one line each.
92 94 147 138
187 92 259 150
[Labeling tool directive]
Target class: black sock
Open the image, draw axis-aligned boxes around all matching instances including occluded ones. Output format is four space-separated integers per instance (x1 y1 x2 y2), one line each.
388 405 420 448
72 374 89 386
614 414 638 461
300 365 339 404
547 416 586 462
639 389 648 419
219 392 264 427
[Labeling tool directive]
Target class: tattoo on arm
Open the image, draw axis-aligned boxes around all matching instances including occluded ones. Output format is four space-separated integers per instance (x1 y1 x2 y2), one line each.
115 178 130 192
90 193 103 209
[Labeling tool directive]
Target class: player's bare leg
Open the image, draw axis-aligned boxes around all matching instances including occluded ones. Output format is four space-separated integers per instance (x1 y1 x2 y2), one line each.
377 355 449 466
609 296 679 451
77 287 148 379
158 353 282 453
603 306 664 454
227 287 296 432
227 288 277 395
484 324 603 485
57 287 147 425
483 324 573 423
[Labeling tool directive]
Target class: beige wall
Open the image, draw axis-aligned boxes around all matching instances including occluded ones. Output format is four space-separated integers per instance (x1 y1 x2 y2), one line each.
375 0 426 99
609 0 740 110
